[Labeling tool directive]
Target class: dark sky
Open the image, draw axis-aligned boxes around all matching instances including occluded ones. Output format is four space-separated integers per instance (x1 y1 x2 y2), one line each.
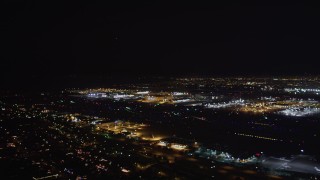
1 1 320 87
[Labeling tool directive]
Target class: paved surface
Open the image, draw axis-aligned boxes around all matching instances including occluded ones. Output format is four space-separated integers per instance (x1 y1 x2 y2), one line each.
262 155 320 175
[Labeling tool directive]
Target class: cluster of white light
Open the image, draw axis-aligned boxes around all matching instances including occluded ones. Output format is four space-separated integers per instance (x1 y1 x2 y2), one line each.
259 96 276 101
156 141 168 147
205 99 245 109
136 91 150 95
87 92 137 99
172 92 188 96
146 96 156 101
113 94 134 99
284 88 320 94
87 93 107 98
173 99 191 103
278 107 320 117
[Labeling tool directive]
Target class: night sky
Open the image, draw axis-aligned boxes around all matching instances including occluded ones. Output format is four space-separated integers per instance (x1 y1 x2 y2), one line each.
1 1 320 88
